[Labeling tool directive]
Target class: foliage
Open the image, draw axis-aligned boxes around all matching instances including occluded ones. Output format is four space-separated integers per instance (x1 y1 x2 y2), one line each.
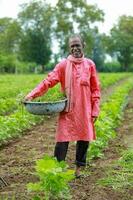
27 155 74 200
16 61 37 73
98 150 133 189
34 84 66 102
0 53 38 74
0 73 131 144
0 98 17 116
88 77 133 160
103 61 121 72
107 15 133 70
0 3 133 73
0 18 22 73
0 54 17 73
54 0 104 57
0 17 21 54
99 73 130 89
92 31 105 71
18 0 53 69
0 73 133 198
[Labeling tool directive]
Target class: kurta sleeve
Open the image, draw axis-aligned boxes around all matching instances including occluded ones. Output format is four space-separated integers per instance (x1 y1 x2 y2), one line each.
26 63 62 100
90 62 101 117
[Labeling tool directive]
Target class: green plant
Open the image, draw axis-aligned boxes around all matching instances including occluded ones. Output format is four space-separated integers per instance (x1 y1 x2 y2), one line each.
27 155 74 200
88 77 133 160
97 150 133 189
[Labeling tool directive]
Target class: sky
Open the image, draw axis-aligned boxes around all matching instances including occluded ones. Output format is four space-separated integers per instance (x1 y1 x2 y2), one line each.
0 0 133 33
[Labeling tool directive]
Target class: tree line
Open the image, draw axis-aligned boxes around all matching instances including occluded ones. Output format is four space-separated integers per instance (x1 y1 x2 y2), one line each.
0 0 133 73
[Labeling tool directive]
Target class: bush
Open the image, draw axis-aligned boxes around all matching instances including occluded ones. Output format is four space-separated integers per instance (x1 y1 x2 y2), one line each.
0 53 37 73
103 61 122 72
0 54 17 73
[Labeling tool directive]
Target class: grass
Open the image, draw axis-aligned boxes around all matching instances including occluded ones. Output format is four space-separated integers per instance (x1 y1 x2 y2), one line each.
97 149 133 190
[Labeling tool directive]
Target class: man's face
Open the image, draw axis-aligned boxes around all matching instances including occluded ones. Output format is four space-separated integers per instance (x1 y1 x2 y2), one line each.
69 37 84 58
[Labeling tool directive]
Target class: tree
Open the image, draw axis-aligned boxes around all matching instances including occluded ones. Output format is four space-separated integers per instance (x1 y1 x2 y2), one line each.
109 15 133 70
54 0 104 57
92 29 105 71
0 17 21 73
18 0 54 72
0 17 21 54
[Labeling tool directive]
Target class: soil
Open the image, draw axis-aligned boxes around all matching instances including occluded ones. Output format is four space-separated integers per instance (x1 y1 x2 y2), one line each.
0 80 133 200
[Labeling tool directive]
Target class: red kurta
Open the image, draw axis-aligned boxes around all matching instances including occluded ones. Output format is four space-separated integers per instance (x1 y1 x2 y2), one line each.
26 57 101 142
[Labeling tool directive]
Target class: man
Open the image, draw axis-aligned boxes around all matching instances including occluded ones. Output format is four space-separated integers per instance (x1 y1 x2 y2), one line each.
25 34 101 178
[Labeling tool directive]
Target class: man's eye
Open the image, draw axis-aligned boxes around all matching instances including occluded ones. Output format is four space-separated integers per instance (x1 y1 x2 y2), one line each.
71 44 80 48
71 45 74 48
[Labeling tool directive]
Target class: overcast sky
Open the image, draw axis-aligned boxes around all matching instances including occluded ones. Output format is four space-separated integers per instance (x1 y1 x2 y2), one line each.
0 0 133 33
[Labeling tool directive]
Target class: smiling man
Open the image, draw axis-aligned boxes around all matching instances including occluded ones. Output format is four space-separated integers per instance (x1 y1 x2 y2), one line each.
25 34 101 178
69 35 84 58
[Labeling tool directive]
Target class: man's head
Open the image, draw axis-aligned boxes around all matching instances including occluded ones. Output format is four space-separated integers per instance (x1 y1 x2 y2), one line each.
69 34 85 58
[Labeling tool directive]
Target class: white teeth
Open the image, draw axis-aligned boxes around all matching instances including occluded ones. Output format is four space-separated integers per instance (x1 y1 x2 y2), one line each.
74 51 80 53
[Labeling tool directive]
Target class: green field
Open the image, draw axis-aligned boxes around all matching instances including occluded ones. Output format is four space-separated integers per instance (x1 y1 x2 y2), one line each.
0 72 133 199
0 73 132 144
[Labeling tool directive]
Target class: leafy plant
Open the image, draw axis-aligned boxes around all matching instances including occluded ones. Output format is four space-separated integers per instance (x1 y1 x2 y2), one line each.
27 155 74 200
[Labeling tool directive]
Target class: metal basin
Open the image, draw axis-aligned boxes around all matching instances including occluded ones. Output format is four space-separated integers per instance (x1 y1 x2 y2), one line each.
23 99 67 115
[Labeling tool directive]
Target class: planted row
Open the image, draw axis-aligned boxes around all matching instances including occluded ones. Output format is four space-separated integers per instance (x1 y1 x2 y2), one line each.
98 149 133 189
88 77 133 160
0 73 132 144
99 72 130 89
0 73 129 98
26 75 133 199
0 73 130 116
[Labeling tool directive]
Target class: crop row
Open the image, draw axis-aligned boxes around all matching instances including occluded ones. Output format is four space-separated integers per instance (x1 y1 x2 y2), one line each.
0 73 130 116
87 76 133 160
0 73 132 144
99 73 130 89
0 73 129 98
26 75 133 199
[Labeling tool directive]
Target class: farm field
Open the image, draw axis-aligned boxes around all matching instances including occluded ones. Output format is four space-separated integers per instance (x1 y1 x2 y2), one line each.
0 73 130 144
0 73 133 200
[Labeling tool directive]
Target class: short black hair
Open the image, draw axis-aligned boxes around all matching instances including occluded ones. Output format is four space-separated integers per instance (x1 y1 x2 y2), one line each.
69 34 85 47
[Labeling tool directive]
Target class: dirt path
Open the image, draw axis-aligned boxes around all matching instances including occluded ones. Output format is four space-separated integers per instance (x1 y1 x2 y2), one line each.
0 114 57 199
0 78 132 199
117 93 133 149
100 77 129 103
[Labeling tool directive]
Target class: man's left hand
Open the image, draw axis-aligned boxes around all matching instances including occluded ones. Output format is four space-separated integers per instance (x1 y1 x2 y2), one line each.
92 116 98 123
